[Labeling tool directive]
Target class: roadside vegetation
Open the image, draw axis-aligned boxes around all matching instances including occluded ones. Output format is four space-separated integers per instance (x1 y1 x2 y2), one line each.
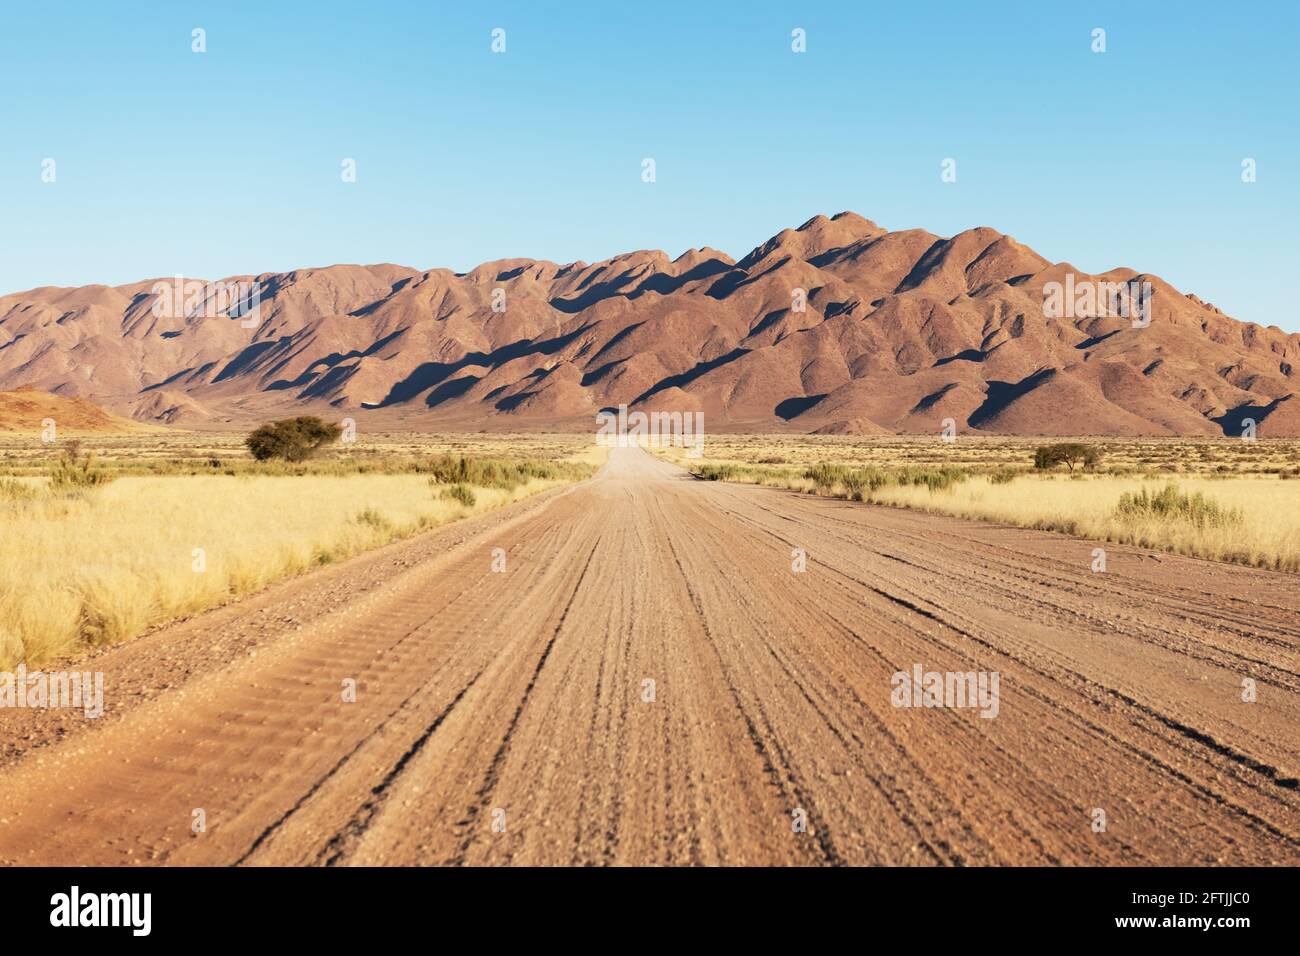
0 431 602 668
654 435 1300 573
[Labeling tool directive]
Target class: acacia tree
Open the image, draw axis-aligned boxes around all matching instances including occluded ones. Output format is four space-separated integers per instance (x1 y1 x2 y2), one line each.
1033 442 1102 473
246 417 342 462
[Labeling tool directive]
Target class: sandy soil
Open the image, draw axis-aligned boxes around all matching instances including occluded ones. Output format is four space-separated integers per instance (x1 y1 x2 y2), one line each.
1 447 1297 866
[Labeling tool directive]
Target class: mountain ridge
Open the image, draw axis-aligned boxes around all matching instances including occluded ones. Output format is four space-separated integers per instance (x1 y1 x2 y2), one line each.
2 214 1297 435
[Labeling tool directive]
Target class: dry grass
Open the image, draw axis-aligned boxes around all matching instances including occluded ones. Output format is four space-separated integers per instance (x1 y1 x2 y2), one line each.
664 433 1300 478
8 427 1298 668
867 476 1298 570
0 435 602 668
657 436 1300 573
0 431 599 478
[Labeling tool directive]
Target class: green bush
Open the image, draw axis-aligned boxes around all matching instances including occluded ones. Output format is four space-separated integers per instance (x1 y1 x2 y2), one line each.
246 417 343 462
1114 484 1241 529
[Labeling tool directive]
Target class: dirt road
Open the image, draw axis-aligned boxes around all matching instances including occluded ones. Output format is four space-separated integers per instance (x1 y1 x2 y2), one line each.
2 446 1298 865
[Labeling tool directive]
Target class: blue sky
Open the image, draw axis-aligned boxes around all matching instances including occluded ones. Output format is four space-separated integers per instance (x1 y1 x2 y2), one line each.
1 1 1296 330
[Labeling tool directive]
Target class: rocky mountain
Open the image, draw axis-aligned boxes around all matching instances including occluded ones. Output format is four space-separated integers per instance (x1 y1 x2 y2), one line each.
2 212 1297 435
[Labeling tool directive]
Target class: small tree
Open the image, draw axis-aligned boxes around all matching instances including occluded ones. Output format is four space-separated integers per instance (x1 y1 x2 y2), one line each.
246 416 342 462
1034 442 1102 473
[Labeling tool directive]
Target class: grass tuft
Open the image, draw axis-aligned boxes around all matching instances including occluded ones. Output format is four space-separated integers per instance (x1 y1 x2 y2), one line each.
1114 483 1241 529
439 484 477 507
694 463 739 481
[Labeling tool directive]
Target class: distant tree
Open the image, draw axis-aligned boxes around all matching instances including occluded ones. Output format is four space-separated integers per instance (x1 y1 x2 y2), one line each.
246 417 342 462
1034 442 1102 473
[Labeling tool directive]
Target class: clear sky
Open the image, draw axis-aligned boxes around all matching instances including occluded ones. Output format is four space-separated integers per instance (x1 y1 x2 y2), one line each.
1 1 1296 331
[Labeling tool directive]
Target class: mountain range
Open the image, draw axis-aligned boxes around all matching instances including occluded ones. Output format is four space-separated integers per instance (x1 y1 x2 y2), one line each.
2 211 1297 435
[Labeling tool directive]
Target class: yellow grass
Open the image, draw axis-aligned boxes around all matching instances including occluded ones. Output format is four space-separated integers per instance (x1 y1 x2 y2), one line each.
869 475 1300 570
0 447 601 668
655 438 1300 574
662 434 1300 477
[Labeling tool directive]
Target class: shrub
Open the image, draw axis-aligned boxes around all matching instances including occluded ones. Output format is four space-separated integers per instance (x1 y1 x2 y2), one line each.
1114 483 1241 529
1034 443 1102 473
895 465 969 492
422 454 562 490
50 441 114 489
246 417 342 462
989 467 1022 485
841 471 867 500
804 463 852 493
800 463 966 497
844 467 891 499
693 463 738 481
440 484 476 507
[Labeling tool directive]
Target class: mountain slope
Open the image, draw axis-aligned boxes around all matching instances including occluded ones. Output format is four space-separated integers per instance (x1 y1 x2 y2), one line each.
1 212 1296 435
0 387 159 434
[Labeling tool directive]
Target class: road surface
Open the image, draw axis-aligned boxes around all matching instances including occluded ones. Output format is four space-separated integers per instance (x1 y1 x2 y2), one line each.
1 446 1298 865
